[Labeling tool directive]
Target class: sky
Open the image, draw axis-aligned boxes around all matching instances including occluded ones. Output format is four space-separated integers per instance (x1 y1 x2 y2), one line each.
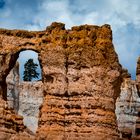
0 0 140 79
18 50 42 81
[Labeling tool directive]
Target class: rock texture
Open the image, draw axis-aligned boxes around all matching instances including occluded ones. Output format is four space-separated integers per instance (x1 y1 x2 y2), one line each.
6 62 20 112
134 57 140 139
18 81 43 133
136 57 140 97
0 98 26 139
116 77 139 139
6 62 43 133
0 22 122 139
115 58 140 140
0 64 27 139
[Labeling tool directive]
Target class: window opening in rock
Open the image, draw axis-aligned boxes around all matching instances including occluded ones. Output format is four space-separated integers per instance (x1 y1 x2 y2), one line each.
6 50 43 134
18 50 42 81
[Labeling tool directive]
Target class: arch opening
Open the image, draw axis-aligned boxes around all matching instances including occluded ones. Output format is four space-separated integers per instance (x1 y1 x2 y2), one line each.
6 50 43 133
18 50 42 81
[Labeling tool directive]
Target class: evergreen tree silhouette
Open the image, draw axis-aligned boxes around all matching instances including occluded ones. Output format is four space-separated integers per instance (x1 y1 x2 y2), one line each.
23 59 39 81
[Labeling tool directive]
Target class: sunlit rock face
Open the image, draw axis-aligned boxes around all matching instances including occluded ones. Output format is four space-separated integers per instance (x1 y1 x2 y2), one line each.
0 22 122 140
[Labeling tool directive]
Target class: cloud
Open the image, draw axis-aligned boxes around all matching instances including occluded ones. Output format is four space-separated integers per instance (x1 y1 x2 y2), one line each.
114 23 140 79
109 0 140 28
0 0 41 29
1 0 140 30
0 0 140 79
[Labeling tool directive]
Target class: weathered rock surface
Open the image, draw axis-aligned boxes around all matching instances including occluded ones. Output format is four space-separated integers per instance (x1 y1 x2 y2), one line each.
136 57 140 97
6 62 43 133
0 99 26 139
133 57 140 140
18 81 43 133
0 22 122 139
116 78 139 139
6 62 20 112
0 64 27 139
115 58 140 140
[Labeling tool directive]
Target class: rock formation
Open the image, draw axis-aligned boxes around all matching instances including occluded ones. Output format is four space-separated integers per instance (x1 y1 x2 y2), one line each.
115 58 140 140
134 57 140 139
0 22 123 139
136 57 140 97
116 77 139 138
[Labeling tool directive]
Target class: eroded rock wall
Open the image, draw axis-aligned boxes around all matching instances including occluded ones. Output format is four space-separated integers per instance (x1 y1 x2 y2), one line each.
37 23 122 140
0 22 122 140
0 98 27 139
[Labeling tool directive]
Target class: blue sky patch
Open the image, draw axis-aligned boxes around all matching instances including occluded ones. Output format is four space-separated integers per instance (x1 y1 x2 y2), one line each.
0 0 5 8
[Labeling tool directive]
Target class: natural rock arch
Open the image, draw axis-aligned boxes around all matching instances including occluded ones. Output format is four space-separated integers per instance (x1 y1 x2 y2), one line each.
0 22 123 139
0 47 42 100
5 49 43 133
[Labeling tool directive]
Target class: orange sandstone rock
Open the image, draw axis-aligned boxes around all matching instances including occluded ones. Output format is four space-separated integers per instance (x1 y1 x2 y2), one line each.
0 22 122 140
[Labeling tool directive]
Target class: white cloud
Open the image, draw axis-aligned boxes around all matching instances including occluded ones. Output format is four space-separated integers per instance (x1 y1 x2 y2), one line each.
108 0 140 29
82 12 99 25
0 0 140 78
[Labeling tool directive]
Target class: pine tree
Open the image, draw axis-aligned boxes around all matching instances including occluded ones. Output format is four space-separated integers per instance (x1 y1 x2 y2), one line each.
23 59 39 81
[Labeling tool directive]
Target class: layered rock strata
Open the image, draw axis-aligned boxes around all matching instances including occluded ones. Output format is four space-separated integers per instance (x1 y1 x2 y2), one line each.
0 22 122 139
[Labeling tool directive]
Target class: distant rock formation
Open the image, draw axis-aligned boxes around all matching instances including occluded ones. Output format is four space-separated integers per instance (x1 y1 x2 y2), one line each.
116 77 139 138
6 62 43 133
0 22 124 139
115 57 140 140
